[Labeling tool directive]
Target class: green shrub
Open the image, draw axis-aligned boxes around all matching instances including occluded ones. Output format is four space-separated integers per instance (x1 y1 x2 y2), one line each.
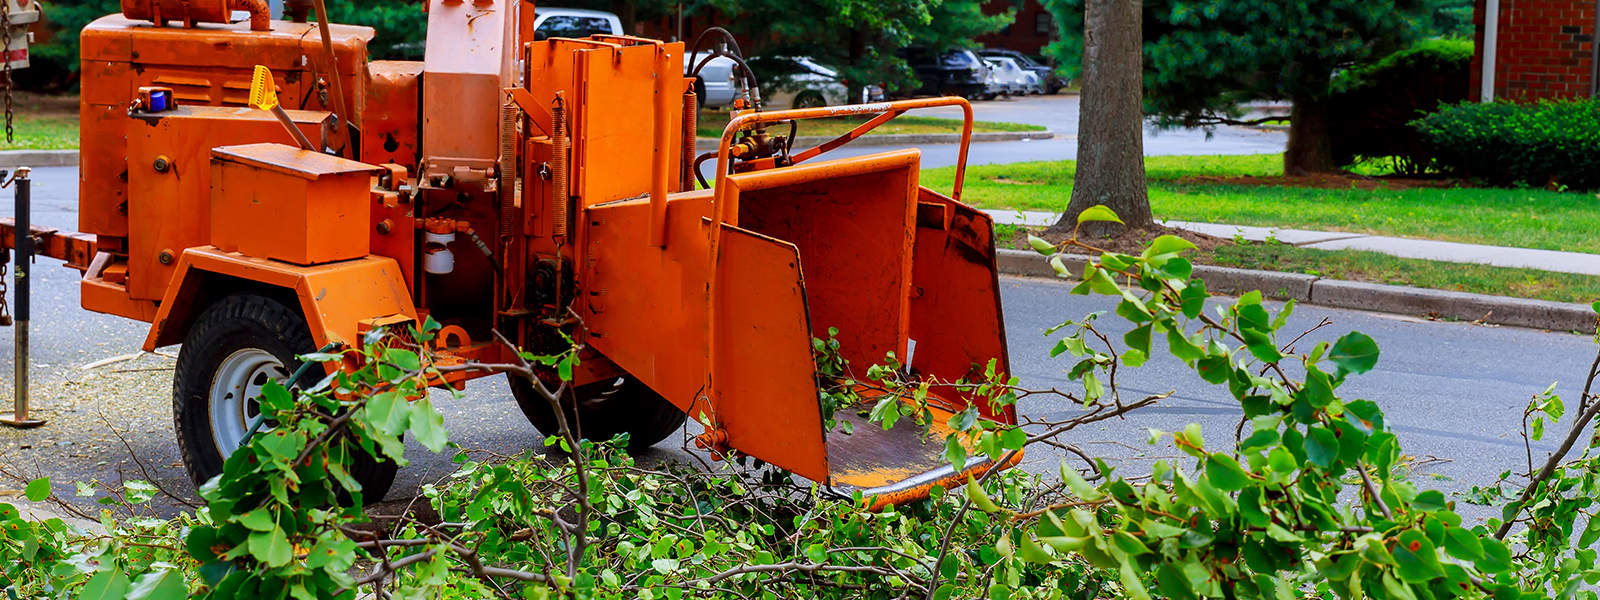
1327 38 1473 173
1413 99 1600 189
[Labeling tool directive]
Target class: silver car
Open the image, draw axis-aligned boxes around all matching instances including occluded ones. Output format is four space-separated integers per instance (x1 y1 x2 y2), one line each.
754 56 885 108
688 51 743 109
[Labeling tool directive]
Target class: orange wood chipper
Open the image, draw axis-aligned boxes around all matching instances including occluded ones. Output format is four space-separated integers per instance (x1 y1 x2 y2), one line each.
0 0 1015 505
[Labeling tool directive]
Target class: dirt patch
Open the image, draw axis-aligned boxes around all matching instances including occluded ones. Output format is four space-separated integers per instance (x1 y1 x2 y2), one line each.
998 223 1231 257
17 92 77 117
1176 172 1461 191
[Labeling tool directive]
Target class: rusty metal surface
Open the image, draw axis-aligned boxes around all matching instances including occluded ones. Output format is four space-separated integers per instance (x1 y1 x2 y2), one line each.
0 220 96 270
825 405 1022 511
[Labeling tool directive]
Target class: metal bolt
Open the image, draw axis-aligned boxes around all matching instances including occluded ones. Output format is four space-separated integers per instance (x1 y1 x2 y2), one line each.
153 156 170 173
376 220 392 235
158 249 174 265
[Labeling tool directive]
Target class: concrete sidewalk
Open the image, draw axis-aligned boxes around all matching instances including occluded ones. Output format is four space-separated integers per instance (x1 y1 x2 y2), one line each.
986 210 1600 276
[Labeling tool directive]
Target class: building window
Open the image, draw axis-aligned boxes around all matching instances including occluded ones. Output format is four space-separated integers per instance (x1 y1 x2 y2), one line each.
1034 12 1052 35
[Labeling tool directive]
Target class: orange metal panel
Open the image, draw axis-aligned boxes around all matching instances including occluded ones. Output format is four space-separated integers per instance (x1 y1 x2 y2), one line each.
82 277 159 322
420 0 507 170
719 150 921 371
910 187 1014 423
143 247 417 350
209 143 377 265
570 41 685 207
362 61 422 167
578 193 714 411
78 15 372 241
126 106 330 300
711 225 830 482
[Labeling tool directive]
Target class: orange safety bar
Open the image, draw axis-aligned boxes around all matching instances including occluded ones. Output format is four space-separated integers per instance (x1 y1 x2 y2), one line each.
709 96 975 226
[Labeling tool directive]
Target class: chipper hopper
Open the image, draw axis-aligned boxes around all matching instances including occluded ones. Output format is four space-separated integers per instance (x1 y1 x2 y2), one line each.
0 0 1014 507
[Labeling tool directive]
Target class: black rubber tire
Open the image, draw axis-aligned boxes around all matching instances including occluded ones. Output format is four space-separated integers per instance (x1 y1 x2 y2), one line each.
793 90 827 109
507 371 686 453
173 294 398 501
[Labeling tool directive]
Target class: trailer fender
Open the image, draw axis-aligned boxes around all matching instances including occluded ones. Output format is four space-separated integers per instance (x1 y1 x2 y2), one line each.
143 247 417 352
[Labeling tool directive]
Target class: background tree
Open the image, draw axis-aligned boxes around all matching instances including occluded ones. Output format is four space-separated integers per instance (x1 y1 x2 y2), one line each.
1045 0 1436 175
1041 0 1152 235
710 0 1007 100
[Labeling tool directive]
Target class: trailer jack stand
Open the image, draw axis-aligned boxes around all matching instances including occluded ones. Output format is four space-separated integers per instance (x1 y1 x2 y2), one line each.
1 169 44 429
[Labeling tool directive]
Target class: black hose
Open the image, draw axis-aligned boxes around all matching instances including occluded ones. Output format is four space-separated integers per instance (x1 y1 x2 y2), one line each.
693 151 717 190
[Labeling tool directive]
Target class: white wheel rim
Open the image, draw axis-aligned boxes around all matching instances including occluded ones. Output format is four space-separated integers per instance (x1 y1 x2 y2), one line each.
209 348 289 456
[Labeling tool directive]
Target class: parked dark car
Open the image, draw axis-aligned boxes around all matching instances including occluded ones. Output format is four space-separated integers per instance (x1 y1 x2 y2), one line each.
896 48 990 99
978 48 1065 94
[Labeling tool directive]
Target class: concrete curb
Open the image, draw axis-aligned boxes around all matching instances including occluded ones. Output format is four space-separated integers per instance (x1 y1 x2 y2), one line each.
0 149 78 168
996 249 1597 332
697 129 1052 148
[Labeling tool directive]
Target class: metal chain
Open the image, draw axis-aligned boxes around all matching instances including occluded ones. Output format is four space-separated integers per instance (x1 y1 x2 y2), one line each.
1 0 13 143
0 249 10 327
1 0 14 143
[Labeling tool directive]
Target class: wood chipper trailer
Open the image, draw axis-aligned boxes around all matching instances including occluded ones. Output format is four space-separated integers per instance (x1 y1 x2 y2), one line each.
0 0 1015 505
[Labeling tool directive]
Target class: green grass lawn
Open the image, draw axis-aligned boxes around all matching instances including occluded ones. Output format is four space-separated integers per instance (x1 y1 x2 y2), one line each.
1213 242 1600 305
925 154 1600 254
5 113 77 150
996 224 1600 305
696 112 1045 139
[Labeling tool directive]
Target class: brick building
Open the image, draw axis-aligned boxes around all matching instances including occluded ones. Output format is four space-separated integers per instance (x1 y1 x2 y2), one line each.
976 0 1057 56
1470 0 1599 100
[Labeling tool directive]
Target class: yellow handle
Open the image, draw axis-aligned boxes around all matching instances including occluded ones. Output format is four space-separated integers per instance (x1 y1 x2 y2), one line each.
249 65 279 111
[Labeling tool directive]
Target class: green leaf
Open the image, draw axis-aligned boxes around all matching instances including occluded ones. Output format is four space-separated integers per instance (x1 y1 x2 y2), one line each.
80 569 132 600
1328 332 1380 375
239 508 276 532
1124 324 1152 356
965 478 1002 513
1204 453 1252 491
1027 234 1057 256
409 398 449 452
1154 563 1198 600
383 347 422 372
366 391 412 436
651 558 680 574
1144 234 1198 258
1443 526 1484 561
24 477 49 502
999 427 1027 451
248 527 294 567
945 435 967 472
126 569 187 600
1411 490 1447 512
1393 530 1445 583
1076 205 1124 226
1304 426 1339 468
1049 254 1072 278
1019 534 1055 563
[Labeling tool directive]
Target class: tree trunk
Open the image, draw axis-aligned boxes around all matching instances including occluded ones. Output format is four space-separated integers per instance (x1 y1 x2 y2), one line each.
1283 93 1337 175
1050 0 1151 237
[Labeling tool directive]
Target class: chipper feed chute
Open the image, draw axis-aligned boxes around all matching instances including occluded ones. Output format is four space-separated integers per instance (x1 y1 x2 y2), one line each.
579 100 1014 507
